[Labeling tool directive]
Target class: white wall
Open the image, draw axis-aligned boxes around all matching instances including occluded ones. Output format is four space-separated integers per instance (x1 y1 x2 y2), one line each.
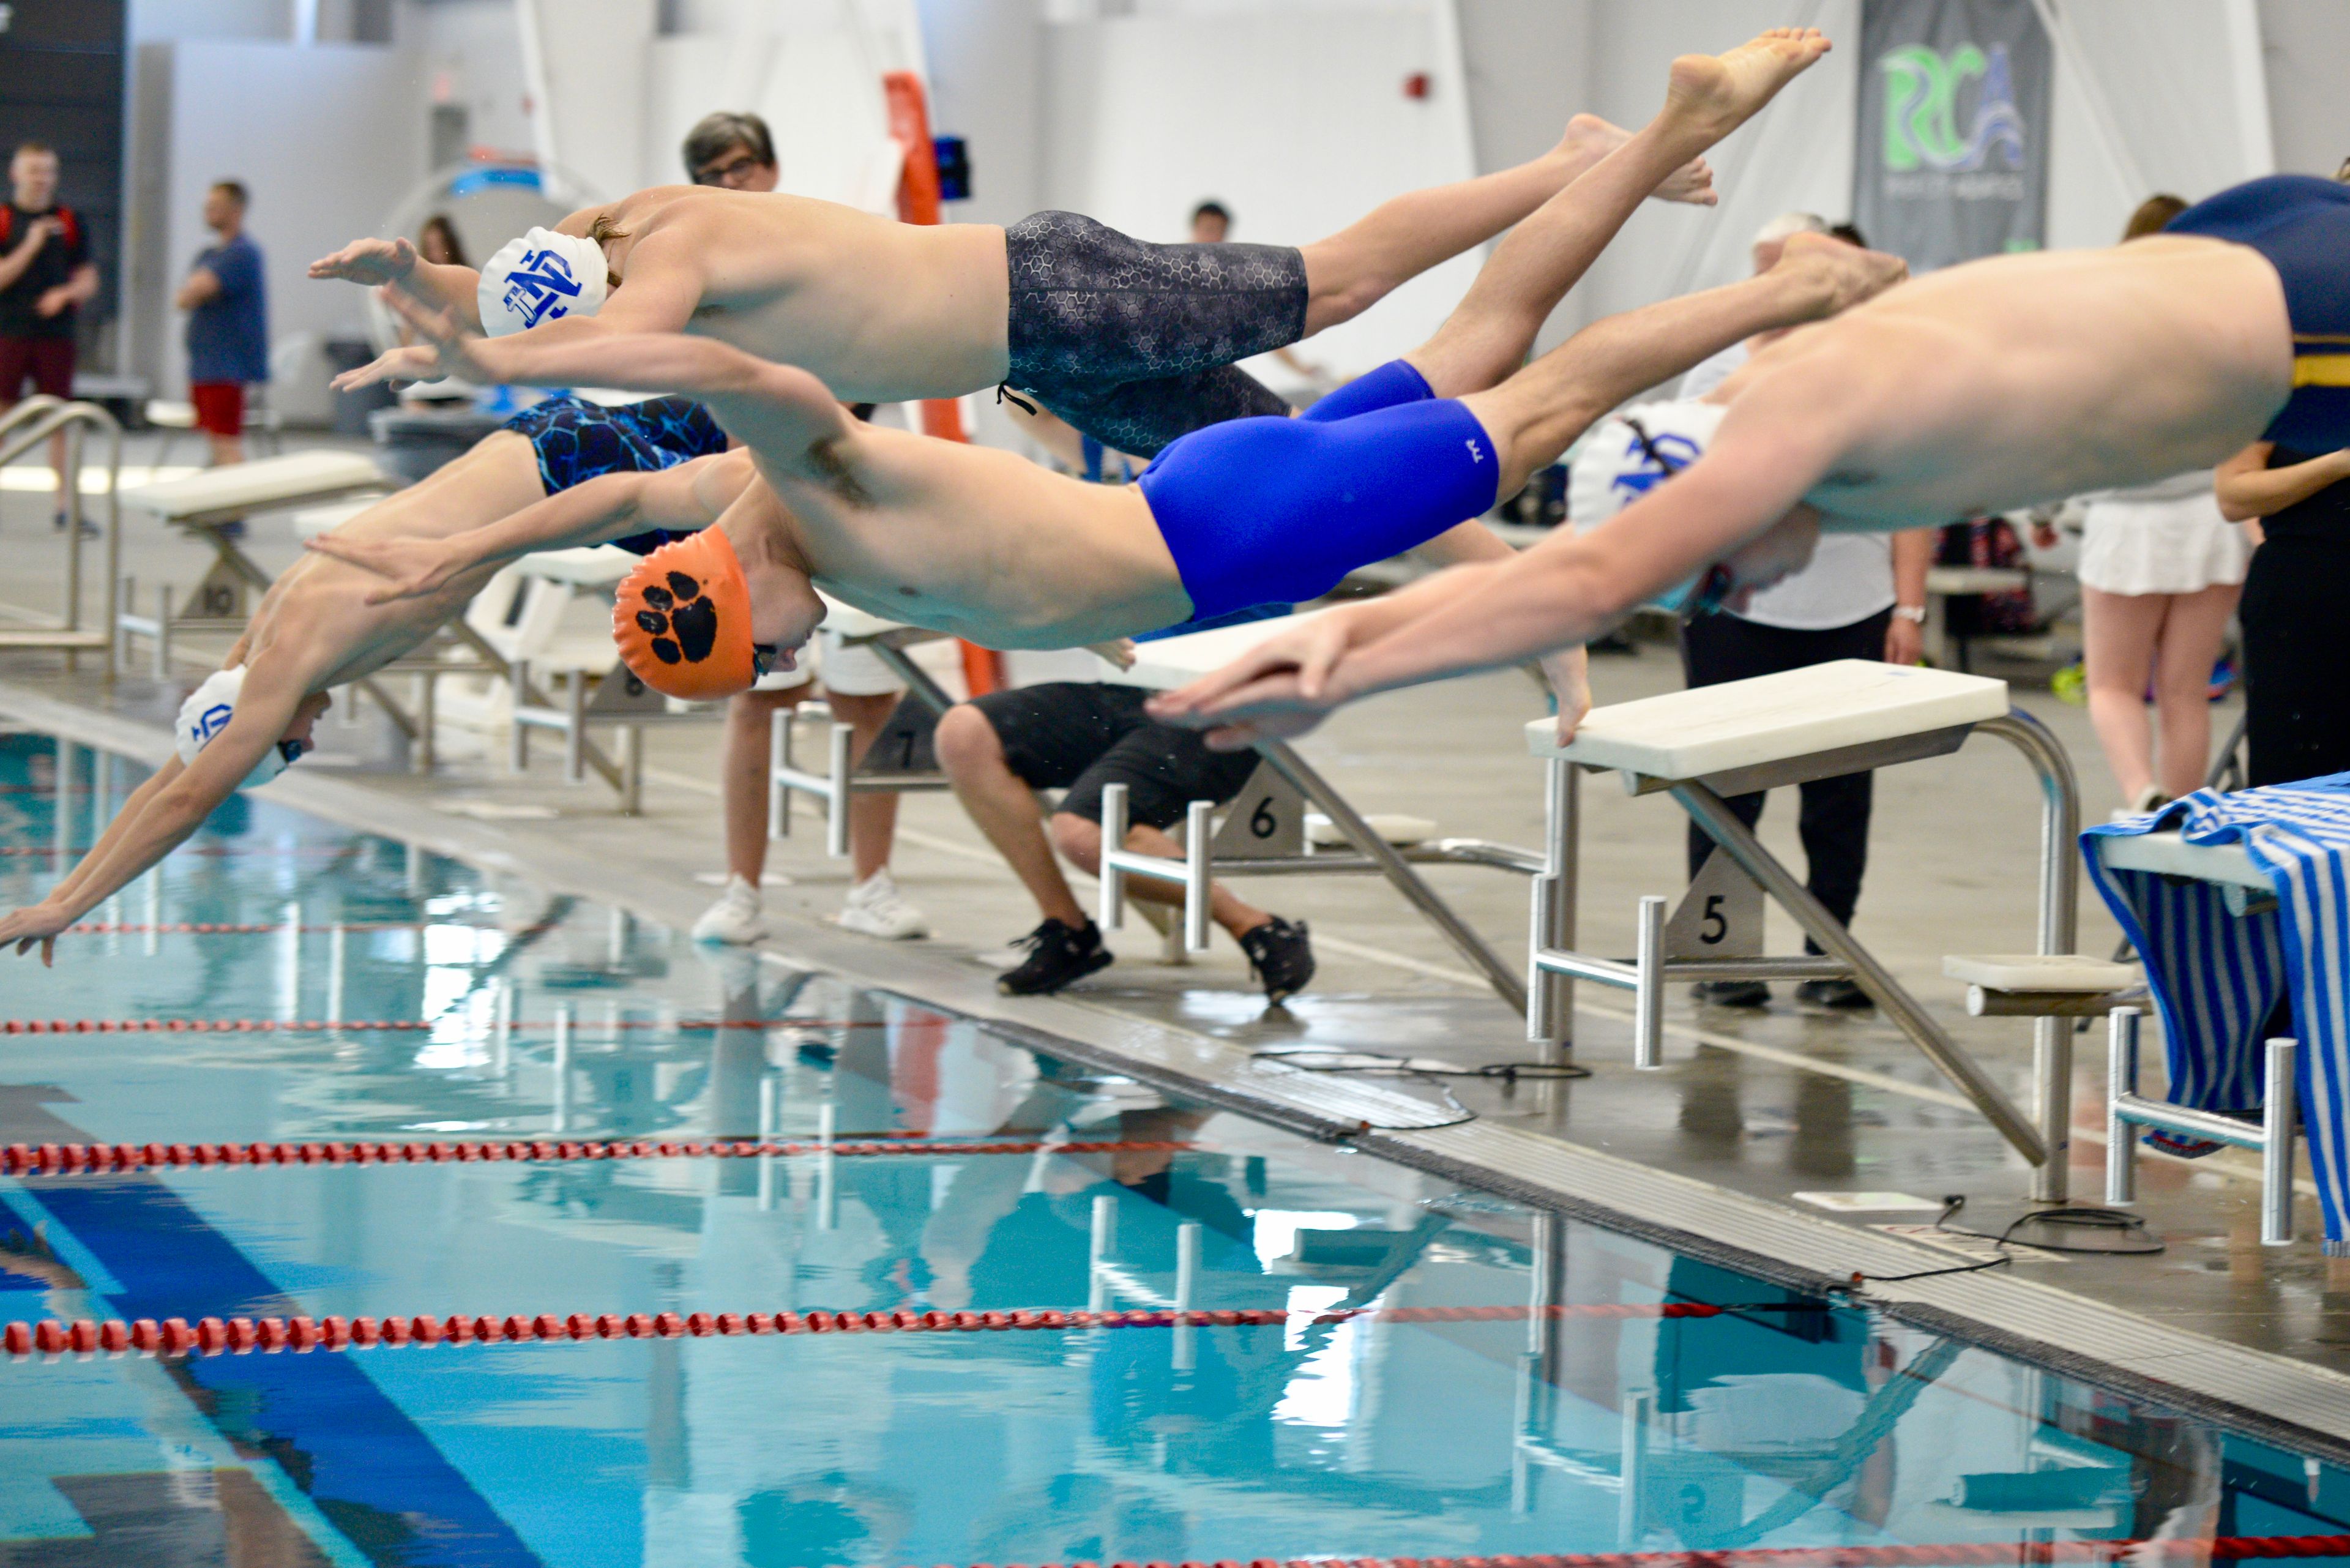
917 0 1043 226
148 41 425 397
2257 0 2350 179
515 0 657 203
1039 2 1481 383
2041 0 2272 252
405 0 537 163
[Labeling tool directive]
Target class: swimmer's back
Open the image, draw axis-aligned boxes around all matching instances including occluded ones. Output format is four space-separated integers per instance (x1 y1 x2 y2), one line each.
594 187 1011 403
1721 239 2293 523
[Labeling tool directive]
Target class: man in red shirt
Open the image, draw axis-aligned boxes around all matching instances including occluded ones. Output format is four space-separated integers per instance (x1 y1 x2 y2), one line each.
0 142 99 528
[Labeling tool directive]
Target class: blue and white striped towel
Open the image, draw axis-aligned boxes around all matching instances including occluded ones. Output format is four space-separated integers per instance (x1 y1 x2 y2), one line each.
2083 774 2350 1252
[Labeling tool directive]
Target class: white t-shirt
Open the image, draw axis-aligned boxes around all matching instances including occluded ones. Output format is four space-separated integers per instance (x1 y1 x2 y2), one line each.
1675 345 1896 633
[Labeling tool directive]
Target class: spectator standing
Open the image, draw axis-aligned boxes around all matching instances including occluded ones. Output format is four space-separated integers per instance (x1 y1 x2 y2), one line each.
176 181 267 467
2057 196 2249 815
0 141 99 526
673 110 926 945
1666 212 1934 1012
2217 441 2350 787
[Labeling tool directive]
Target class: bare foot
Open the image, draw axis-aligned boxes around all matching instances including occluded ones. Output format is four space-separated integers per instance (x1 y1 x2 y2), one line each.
1559 113 1717 206
1662 27 1833 144
1775 230 1908 316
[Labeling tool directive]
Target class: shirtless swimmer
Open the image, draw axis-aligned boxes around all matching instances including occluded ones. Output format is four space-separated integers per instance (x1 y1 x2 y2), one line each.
0 394 737 961
1149 174 2350 749
312 107 1718 458
309 33 1895 737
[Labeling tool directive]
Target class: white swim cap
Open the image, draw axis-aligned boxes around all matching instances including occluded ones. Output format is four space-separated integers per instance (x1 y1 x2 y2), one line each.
174 668 302 791
477 226 610 337
1567 400 1727 529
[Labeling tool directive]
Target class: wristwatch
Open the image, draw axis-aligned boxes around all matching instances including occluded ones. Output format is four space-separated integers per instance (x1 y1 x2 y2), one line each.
1892 603 1928 624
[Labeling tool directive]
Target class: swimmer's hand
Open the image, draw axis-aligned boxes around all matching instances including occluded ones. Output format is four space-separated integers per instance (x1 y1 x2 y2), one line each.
1151 672 1338 752
1542 646 1590 745
1085 638 1136 671
0 899 73 966
329 343 438 392
1144 613 1364 749
304 531 466 603
308 234 417 286
332 288 493 391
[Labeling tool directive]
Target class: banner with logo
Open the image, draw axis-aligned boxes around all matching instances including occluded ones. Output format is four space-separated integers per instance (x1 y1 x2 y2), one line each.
1852 0 2051 270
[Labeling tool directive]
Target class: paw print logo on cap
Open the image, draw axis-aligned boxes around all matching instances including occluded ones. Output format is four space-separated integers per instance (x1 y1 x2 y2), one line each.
613 529 758 701
633 570 719 665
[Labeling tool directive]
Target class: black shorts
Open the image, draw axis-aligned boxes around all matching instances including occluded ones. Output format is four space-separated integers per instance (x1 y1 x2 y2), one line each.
500 394 730 554
1004 211 1305 457
970 682 1259 829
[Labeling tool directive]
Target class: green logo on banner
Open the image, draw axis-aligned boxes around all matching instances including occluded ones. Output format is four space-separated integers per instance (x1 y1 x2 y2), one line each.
1881 41 2026 172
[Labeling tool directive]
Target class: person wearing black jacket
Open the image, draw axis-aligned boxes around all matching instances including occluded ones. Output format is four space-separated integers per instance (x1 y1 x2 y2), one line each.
0 142 99 528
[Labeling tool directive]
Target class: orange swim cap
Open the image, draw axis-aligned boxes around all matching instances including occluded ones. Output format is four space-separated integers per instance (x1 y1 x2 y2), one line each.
612 529 760 701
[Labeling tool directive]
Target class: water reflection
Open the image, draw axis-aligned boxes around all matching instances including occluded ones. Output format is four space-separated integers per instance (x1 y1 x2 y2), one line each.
0 736 2346 1568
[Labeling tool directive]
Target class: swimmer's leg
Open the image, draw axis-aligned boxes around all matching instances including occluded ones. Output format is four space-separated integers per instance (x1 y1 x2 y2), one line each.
1302 28 1830 345
1457 238 1901 496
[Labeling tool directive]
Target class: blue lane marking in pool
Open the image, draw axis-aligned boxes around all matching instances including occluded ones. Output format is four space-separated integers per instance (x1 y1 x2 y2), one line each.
14 1174 545 1566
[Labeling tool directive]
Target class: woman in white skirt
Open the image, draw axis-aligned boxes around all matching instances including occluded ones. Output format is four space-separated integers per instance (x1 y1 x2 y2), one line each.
2065 196 2255 814
2075 466 2249 812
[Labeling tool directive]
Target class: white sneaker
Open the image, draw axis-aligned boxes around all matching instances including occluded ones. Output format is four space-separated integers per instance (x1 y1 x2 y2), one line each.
690 875 766 944
834 869 928 940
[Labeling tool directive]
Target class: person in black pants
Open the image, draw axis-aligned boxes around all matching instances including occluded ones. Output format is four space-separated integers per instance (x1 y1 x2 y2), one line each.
2212 438 2350 1070
1662 211 1933 1011
1679 608 1900 1008
2218 440 2350 788
933 682 1315 1002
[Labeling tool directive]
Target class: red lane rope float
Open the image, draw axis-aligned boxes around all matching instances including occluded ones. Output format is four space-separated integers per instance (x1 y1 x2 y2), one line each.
2 1138 1195 1175
0 1017 891 1036
62 920 460 935
0 1301 1799 1360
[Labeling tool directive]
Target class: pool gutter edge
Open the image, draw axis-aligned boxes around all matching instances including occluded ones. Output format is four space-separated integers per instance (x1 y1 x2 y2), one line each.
10 676 2350 1465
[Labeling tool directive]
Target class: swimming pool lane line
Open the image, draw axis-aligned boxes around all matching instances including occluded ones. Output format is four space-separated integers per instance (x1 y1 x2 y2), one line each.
0 1015 900 1034
4 1137 1196 1174
1 1299 1811 1360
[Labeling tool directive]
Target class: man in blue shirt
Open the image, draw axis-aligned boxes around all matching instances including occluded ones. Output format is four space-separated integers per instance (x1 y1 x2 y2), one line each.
177 180 267 465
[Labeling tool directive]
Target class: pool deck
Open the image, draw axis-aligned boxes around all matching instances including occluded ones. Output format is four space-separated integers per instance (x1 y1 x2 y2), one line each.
4 438 2348 1458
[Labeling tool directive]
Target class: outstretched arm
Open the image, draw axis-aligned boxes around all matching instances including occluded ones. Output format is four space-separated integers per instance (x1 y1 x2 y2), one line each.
0 660 311 963
1155 400 1838 746
310 453 752 603
308 235 485 327
1412 519 1590 737
329 233 707 392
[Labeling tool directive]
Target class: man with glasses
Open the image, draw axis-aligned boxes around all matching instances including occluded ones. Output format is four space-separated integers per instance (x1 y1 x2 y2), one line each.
684 112 779 192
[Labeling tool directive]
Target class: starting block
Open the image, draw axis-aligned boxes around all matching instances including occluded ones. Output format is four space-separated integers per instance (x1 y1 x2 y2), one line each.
1524 659 2097 1198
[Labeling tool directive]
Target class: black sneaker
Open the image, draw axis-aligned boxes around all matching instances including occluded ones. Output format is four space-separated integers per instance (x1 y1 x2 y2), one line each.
1238 916 1315 1004
998 917 1112 996
1797 977 1873 1010
1692 979 1769 1009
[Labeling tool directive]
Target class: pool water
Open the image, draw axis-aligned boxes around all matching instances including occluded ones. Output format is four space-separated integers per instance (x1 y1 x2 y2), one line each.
3 732 2349 1568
